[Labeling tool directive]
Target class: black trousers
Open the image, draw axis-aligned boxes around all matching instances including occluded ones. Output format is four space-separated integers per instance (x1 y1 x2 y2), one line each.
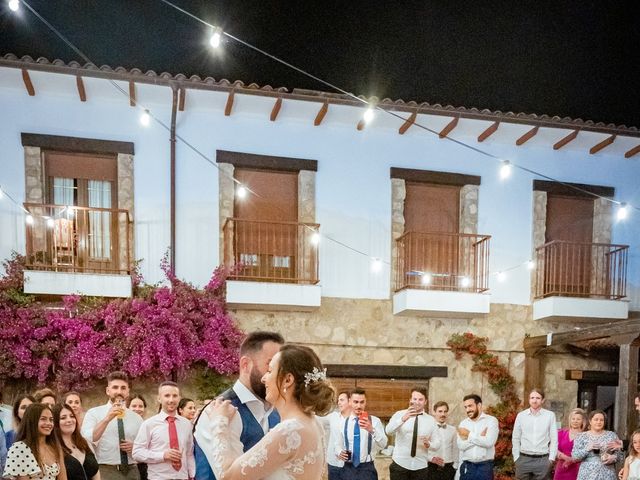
427 461 456 480
388 461 428 480
341 461 378 480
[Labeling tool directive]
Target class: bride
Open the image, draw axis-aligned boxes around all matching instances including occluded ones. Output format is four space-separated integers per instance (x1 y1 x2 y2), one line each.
206 344 335 479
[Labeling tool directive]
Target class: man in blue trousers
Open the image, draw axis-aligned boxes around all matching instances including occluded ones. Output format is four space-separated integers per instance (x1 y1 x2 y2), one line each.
193 331 284 480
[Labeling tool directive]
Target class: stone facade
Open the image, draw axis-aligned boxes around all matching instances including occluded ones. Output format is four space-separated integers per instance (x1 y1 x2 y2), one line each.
390 178 406 290
298 170 316 223
117 153 135 272
218 162 235 263
459 184 479 234
593 197 613 244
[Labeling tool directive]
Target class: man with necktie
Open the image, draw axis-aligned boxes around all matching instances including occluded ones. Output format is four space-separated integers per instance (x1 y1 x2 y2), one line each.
334 388 387 479
82 371 143 480
386 387 439 480
427 401 458 480
133 381 195 480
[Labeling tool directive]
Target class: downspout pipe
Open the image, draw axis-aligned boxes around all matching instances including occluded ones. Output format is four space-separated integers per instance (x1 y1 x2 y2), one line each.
170 86 178 276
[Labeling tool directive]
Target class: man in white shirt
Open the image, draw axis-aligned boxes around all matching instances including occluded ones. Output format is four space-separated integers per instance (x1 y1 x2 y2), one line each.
194 331 284 480
318 390 351 480
512 388 558 480
457 394 499 480
82 371 143 480
133 381 195 480
334 388 388 480
386 386 439 480
427 401 458 480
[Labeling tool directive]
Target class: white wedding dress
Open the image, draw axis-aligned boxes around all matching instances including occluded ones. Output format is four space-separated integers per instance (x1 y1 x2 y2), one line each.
209 416 326 479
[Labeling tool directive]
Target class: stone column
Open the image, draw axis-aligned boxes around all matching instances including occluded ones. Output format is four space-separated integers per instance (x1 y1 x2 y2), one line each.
24 146 46 262
391 179 406 292
459 185 479 284
218 163 235 266
117 153 134 273
531 191 547 299
298 170 317 283
591 198 613 295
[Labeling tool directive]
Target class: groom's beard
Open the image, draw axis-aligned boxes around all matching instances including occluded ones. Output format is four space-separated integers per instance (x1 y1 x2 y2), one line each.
250 367 267 400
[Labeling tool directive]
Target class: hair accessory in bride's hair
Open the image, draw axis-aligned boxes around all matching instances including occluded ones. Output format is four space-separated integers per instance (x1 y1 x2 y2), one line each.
304 367 327 387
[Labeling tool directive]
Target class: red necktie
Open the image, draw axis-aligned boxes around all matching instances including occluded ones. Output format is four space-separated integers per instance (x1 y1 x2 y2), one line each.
167 416 182 471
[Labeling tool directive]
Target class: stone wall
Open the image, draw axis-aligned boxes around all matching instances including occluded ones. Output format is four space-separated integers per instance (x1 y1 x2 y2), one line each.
117 153 135 272
217 162 235 263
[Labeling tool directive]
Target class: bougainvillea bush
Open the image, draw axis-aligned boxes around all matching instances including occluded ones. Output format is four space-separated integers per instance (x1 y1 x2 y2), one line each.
0 252 243 390
447 332 520 480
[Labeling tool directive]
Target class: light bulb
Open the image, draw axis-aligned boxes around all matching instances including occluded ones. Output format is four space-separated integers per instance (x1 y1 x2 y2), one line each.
311 232 320 245
526 260 536 270
236 185 247 199
363 107 375 123
371 257 382 273
46 218 55 228
421 273 432 285
460 276 471 288
617 203 629 221
0 186 3 199
210 28 222 48
497 271 506 282
140 110 150 126
8 0 19 12
499 160 512 180
25 214 34 225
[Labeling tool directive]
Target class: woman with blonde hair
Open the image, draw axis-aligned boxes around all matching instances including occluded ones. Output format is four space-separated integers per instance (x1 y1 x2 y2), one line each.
554 408 587 480
206 343 335 479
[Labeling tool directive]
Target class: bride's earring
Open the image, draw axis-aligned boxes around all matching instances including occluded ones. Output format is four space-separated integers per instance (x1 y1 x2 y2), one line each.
284 387 287 393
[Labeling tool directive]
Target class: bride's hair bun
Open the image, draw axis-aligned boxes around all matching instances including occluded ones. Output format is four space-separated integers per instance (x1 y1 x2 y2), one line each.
277 344 335 416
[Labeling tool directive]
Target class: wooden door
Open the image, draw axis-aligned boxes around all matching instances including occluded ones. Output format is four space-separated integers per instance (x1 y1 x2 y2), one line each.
234 168 298 281
404 182 460 289
545 195 594 296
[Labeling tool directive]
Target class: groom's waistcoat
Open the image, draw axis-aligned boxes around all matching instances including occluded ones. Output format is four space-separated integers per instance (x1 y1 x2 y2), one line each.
194 388 280 480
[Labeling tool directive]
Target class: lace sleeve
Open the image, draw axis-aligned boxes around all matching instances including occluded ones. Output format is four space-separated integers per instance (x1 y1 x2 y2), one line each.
207 416 244 480
220 420 304 479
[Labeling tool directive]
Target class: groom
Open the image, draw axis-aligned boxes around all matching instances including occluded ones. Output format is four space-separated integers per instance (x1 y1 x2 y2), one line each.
193 331 284 480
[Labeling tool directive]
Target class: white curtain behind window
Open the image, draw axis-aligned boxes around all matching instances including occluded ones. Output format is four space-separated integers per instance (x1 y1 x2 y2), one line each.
53 177 75 205
88 180 112 260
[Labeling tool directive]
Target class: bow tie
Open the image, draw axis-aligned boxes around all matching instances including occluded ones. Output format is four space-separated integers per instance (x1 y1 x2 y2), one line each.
437 424 447 429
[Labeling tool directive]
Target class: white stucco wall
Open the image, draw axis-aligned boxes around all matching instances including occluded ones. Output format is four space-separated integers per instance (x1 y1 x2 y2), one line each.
0 66 638 307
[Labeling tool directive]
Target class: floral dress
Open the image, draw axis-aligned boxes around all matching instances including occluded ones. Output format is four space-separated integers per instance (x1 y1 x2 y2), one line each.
208 416 325 479
3 441 61 480
572 431 623 480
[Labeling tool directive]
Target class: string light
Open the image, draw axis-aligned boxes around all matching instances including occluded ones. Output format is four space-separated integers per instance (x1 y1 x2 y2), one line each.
140 109 151 126
25 214 34 225
46 217 54 228
209 27 222 48
310 232 320 245
497 271 506 282
499 160 512 180
460 276 471 288
8 0 19 12
421 273 432 285
526 260 536 270
617 203 629 221
363 107 375 124
371 257 382 272
236 185 247 199
0 186 4 199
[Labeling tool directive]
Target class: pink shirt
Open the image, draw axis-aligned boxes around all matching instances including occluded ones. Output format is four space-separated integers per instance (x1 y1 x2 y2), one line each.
132 412 195 480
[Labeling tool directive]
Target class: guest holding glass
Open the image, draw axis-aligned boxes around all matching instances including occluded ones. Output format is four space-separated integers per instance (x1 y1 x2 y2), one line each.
53 404 100 480
554 408 587 480
5 394 35 449
572 410 623 480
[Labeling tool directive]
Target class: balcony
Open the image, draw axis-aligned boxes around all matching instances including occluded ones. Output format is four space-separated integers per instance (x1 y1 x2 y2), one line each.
222 218 321 310
533 240 629 321
23 203 133 298
393 231 491 317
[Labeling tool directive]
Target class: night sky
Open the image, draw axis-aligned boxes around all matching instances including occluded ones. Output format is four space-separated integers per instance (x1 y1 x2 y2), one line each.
1 0 639 127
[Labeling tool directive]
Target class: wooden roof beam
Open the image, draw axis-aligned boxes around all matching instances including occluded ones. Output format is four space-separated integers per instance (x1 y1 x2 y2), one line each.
314 101 328 126
589 134 616 154
439 116 459 138
128 80 136 107
76 75 86 102
224 89 235 116
553 129 579 150
270 97 282 122
398 111 417 135
178 87 186 112
516 126 539 146
21 69 35 96
477 121 500 142
625 144 640 159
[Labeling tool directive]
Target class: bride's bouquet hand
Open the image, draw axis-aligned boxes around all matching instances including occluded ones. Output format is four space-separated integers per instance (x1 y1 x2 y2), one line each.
206 397 238 421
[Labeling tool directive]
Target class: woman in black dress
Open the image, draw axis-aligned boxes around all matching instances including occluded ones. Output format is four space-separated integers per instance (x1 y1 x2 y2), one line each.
52 404 99 480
